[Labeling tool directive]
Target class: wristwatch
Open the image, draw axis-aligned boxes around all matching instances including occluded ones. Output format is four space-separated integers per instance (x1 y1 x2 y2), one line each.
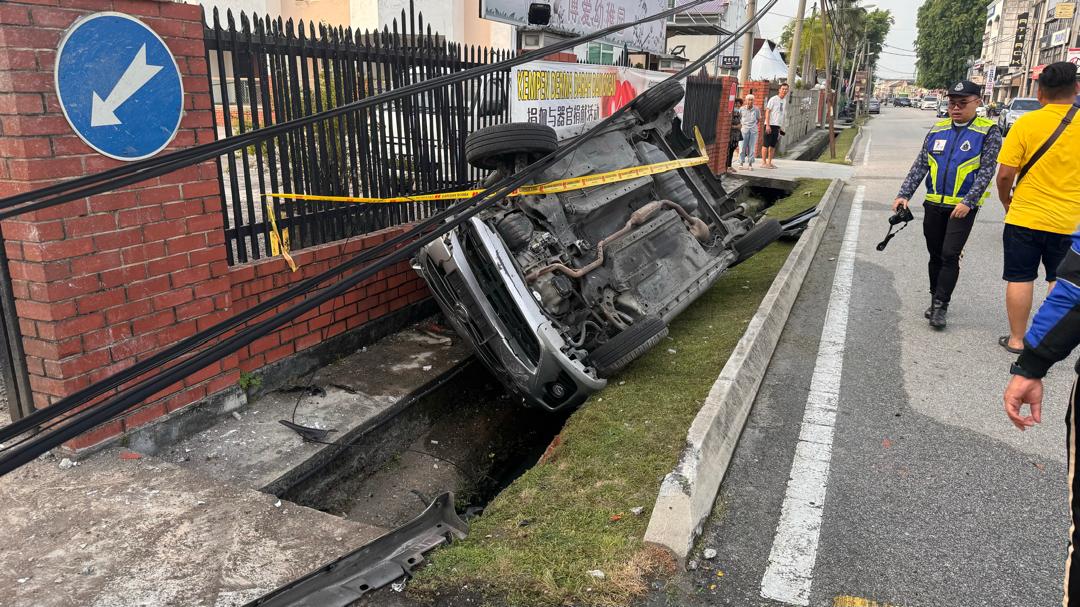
1010 361 1040 379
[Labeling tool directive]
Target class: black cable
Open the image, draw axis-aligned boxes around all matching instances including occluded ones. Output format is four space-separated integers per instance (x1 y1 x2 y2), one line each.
0 0 717 219
0 0 779 476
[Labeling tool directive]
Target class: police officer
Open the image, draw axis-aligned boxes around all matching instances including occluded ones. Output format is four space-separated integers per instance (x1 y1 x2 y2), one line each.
893 80 1003 329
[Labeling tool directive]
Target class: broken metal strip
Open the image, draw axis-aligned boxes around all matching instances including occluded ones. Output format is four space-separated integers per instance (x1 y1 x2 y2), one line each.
244 492 467 607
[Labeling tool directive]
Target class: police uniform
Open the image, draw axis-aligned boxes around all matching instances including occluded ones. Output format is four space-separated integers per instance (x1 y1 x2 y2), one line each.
896 80 1003 328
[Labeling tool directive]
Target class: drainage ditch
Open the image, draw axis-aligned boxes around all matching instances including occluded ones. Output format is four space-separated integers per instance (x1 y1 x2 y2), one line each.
281 360 570 531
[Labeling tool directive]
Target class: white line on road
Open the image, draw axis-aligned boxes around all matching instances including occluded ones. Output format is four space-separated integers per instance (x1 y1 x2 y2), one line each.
862 132 872 167
759 185 865 606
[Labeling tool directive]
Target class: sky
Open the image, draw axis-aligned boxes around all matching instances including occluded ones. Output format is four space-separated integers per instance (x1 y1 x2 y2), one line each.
755 0 921 79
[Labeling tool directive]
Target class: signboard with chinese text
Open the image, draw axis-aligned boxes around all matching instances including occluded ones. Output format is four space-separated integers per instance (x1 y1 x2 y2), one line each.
510 61 684 129
1010 12 1029 67
1055 2 1076 19
984 64 997 96
720 56 741 69
482 0 667 53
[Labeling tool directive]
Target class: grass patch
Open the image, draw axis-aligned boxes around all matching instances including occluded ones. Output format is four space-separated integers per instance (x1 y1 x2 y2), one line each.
410 185 830 606
816 116 868 165
766 178 831 220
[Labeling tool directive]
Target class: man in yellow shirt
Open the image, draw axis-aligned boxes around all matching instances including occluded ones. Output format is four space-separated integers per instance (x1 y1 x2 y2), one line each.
996 62 1080 353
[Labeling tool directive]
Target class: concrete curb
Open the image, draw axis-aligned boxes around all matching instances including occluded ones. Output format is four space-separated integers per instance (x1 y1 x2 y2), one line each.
844 125 864 164
643 177 846 565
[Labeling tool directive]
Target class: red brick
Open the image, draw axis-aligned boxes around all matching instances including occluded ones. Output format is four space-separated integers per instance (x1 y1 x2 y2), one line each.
120 242 166 265
76 289 125 315
38 275 99 301
113 0 160 16
64 419 123 452
86 191 136 213
24 336 80 359
29 368 89 397
82 324 132 351
92 227 144 251
125 276 171 301
0 72 54 94
123 402 168 432
0 49 37 71
0 116 71 139
108 334 158 361
104 299 153 325
136 185 181 206
133 310 175 334
147 254 190 277
186 213 223 233
154 320 197 345
16 298 76 321
8 259 70 282
8 156 84 180
50 135 90 156
22 236 94 262
161 1 202 20
29 7 81 28
141 15 185 37
152 288 194 310
83 155 123 174
44 348 110 378
70 250 121 276
171 265 210 288
0 93 44 115
100 265 147 289
164 233 206 255
0 5 31 25
118 206 164 228
65 213 117 237
143 219 187 243
175 297 213 321
2 219 64 242
195 310 230 332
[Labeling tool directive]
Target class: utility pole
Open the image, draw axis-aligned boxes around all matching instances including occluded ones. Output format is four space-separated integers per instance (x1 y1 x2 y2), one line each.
823 0 835 156
786 0 809 87
740 0 756 84
803 3 817 89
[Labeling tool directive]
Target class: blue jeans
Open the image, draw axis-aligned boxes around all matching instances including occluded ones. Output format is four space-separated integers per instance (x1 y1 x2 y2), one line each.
739 128 757 166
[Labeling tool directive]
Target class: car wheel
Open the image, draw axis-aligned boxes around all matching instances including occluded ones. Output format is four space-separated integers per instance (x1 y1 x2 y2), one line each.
732 218 784 265
590 316 668 378
465 122 558 171
634 79 685 122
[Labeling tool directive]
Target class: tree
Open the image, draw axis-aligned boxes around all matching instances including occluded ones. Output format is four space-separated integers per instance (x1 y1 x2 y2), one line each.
915 0 984 89
780 7 892 86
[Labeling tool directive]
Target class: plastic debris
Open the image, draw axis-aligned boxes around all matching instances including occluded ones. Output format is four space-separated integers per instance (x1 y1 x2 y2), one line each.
422 365 432 371
667 348 677 354
586 570 605 580
703 548 717 559
630 506 644 516
231 412 242 421
391 580 407 592
58 458 74 470
274 500 282 508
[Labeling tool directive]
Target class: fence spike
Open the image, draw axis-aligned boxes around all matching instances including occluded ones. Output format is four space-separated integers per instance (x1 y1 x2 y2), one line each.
211 5 220 28
239 10 250 33
225 8 235 28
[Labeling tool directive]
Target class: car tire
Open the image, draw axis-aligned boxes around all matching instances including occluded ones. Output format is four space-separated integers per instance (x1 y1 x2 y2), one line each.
634 79 685 122
495 212 533 251
732 218 784 265
465 122 558 171
590 316 668 378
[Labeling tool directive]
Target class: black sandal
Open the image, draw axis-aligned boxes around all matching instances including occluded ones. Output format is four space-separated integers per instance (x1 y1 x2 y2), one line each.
998 335 1023 355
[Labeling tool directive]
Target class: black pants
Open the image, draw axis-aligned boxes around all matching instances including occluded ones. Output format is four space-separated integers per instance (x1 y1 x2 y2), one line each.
922 202 978 304
1067 377 1080 604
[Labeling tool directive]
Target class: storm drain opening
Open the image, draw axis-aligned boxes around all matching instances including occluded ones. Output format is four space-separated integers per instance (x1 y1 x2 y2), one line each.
281 359 571 530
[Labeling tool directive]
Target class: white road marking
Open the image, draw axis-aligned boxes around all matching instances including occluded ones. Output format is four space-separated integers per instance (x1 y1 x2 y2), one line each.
862 132 872 167
760 185 864 606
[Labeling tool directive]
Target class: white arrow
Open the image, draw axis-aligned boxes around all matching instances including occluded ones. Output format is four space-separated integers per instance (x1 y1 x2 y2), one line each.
90 44 163 127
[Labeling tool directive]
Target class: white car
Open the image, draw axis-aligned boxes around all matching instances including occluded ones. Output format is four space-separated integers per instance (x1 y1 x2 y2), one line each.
920 96 939 110
976 105 988 118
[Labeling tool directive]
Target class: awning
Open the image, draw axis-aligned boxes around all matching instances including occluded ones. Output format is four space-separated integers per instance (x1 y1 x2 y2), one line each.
1030 64 1048 79
666 23 731 36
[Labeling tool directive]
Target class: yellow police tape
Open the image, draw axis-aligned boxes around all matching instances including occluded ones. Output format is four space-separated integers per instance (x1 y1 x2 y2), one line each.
263 127 710 271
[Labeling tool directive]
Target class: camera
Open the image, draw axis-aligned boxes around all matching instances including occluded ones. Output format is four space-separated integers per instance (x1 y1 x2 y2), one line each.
877 205 915 251
888 206 914 226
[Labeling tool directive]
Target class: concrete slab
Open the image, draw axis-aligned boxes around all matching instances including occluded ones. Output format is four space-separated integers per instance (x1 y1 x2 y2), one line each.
757 158 855 182
0 449 384 607
158 327 471 496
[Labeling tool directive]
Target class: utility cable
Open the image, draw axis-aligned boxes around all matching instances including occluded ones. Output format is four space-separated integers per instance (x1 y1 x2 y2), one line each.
0 0 780 476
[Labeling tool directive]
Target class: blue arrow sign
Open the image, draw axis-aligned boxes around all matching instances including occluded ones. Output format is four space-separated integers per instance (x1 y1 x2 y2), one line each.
55 13 184 161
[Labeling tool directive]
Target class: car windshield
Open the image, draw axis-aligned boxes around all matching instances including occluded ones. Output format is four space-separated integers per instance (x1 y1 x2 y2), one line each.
923 97 937 102
1011 99 1041 111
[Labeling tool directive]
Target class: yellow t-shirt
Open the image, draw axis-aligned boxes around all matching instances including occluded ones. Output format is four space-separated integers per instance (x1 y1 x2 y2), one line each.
997 103 1080 235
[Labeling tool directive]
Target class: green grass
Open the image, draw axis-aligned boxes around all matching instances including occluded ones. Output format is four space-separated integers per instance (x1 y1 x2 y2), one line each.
766 179 831 220
816 116 868 165
409 184 832 606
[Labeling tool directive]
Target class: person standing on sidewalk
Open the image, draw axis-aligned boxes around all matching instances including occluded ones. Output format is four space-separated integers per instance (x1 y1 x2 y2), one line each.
762 83 789 168
996 61 1080 354
1002 226 1080 604
737 94 761 170
892 80 1001 329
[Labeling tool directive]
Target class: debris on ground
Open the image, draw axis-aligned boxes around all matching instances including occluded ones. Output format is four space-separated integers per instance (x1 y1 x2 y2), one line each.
58 458 74 470
119 451 142 460
630 506 644 516
702 548 717 560
586 570 605 580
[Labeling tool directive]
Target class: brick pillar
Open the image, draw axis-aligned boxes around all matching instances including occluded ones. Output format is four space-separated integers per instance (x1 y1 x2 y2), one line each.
709 76 739 173
0 0 238 450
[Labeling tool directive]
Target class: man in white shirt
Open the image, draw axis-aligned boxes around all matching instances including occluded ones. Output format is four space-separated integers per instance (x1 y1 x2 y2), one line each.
762 83 789 169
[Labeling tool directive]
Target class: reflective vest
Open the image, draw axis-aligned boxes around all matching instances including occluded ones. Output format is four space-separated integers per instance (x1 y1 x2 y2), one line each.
924 116 997 207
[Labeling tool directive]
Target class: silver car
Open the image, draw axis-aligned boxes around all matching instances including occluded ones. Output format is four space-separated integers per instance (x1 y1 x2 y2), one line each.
414 82 782 410
999 97 1041 134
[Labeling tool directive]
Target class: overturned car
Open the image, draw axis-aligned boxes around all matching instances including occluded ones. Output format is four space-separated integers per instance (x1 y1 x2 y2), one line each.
414 81 782 411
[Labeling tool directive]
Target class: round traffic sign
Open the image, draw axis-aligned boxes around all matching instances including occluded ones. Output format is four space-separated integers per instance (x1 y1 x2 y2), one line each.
55 12 184 161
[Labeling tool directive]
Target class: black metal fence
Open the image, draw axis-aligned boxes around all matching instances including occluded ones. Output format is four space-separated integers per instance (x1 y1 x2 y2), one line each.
682 75 724 145
203 4 513 264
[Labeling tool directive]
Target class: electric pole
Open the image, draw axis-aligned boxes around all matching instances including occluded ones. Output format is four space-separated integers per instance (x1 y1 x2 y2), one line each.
823 0 835 156
786 0 809 87
740 0 756 84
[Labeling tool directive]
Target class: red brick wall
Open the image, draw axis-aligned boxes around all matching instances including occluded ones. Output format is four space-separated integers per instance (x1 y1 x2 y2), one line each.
0 0 429 451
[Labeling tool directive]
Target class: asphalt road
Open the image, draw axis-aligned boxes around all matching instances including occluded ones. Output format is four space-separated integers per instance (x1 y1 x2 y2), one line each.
655 106 1073 607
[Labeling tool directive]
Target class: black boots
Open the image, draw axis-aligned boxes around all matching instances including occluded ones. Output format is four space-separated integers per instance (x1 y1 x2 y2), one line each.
924 297 933 319
928 299 948 329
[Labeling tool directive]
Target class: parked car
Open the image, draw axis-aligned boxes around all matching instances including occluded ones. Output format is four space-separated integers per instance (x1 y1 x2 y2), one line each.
998 97 1042 134
414 81 782 411
921 95 939 110
868 99 881 114
936 100 949 118
894 97 912 107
